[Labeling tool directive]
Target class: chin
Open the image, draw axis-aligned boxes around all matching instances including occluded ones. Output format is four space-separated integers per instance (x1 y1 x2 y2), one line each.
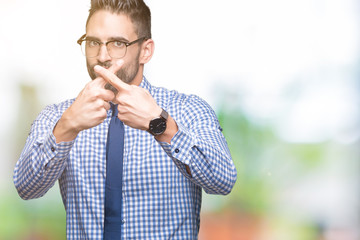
104 83 118 95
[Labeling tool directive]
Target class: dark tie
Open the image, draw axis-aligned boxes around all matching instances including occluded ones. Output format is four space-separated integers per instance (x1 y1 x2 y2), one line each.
104 104 124 239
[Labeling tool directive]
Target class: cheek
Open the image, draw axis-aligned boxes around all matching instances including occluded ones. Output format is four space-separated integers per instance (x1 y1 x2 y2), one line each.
124 47 141 63
86 58 97 68
86 60 97 80
121 56 139 72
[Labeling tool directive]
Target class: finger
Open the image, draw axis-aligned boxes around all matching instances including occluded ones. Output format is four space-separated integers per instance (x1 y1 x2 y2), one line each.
92 60 124 88
92 87 115 102
91 77 107 88
104 100 111 111
94 64 131 92
108 59 124 74
104 60 123 93
100 89 115 102
91 77 116 100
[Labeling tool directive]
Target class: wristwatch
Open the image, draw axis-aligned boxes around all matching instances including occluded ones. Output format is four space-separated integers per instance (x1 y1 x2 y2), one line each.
148 109 168 136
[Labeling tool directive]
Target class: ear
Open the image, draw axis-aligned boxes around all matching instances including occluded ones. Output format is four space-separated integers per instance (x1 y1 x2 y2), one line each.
139 39 154 64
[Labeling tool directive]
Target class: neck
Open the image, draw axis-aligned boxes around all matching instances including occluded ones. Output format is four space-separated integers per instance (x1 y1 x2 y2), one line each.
131 64 145 86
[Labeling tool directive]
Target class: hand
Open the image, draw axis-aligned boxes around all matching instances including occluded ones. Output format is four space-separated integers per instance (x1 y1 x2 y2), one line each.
94 65 162 131
53 61 124 142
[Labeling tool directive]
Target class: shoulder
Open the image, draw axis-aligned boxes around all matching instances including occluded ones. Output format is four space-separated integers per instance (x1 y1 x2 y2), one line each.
152 85 217 126
152 85 211 110
28 98 75 135
36 98 75 123
144 77 217 119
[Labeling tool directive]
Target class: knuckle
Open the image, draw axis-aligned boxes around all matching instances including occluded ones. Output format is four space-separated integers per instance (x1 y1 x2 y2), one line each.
84 82 93 92
97 98 105 107
97 109 107 120
117 106 127 115
116 94 127 103
104 102 110 110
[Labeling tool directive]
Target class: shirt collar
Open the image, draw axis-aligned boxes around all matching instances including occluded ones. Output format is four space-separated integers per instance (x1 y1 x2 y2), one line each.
139 76 153 94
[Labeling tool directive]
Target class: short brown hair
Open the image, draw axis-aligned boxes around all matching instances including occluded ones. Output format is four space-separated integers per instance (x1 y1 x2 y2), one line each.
87 0 152 39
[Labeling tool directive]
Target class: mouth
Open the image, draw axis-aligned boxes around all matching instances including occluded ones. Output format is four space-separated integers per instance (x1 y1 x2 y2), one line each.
92 64 111 78
98 62 112 69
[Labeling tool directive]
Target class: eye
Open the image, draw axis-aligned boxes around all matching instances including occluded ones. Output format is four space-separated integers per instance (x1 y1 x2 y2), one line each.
87 40 100 47
112 41 125 48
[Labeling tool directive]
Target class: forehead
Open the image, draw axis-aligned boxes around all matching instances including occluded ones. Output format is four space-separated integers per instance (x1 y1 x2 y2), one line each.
86 10 136 40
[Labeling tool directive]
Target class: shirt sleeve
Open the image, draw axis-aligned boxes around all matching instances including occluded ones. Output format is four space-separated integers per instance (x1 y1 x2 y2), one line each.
13 104 74 200
158 95 237 195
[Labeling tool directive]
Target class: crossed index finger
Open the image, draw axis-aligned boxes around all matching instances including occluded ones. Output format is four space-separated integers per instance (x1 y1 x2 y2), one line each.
94 60 131 92
107 59 124 75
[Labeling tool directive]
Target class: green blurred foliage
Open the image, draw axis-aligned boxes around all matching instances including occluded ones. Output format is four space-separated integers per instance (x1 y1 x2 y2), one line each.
0 187 66 240
0 83 66 240
215 104 328 216
217 108 275 214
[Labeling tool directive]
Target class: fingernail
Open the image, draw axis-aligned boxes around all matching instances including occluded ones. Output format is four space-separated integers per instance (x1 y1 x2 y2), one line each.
116 59 124 66
94 65 102 71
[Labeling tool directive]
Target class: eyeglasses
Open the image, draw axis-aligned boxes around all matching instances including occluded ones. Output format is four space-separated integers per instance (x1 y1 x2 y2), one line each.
77 34 146 58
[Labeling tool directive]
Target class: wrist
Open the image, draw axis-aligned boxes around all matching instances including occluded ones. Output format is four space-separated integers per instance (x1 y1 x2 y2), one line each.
53 114 80 143
148 108 168 136
154 115 178 144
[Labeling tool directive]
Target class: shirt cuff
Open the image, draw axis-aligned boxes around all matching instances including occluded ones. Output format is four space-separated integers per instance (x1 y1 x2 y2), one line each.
158 122 194 165
42 131 74 170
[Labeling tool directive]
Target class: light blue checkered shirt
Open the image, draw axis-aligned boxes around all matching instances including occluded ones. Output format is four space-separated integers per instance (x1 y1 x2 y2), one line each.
14 77 237 239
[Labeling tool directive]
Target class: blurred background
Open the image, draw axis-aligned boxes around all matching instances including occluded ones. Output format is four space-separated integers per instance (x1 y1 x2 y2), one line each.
0 0 359 239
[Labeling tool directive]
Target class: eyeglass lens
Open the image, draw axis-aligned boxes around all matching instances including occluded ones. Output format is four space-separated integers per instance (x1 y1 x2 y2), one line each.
80 41 127 58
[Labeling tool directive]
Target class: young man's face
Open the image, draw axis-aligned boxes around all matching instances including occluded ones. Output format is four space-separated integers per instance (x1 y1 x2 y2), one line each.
85 10 142 86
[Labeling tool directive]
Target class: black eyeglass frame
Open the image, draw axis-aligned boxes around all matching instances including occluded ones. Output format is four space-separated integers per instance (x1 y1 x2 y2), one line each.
77 34 147 58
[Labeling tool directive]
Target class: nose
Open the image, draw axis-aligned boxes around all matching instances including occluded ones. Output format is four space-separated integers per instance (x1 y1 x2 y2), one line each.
97 44 112 63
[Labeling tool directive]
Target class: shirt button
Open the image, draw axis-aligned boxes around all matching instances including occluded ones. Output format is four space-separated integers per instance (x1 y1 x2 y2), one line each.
51 147 56 152
121 219 125 225
175 148 180 153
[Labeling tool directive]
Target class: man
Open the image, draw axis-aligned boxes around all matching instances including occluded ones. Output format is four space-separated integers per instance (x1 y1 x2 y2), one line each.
14 0 237 239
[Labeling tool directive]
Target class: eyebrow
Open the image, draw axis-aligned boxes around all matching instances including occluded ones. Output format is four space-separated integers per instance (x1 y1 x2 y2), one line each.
85 35 130 43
